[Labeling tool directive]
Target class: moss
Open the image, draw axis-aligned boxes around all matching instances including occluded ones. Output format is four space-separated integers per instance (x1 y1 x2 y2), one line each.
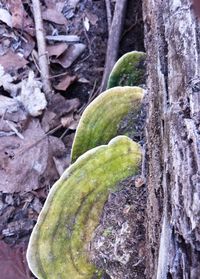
71 86 143 162
107 51 146 89
27 136 142 279
102 227 113 237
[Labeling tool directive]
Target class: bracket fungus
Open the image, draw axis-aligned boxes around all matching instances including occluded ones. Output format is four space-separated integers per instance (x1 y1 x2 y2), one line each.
71 86 143 162
27 136 142 279
107 51 146 89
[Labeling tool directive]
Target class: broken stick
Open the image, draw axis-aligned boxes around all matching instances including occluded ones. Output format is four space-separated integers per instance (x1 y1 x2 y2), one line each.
100 0 128 92
32 0 52 100
105 0 112 33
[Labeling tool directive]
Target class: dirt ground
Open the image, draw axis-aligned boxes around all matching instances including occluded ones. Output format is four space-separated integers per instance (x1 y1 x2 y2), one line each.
0 0 145 278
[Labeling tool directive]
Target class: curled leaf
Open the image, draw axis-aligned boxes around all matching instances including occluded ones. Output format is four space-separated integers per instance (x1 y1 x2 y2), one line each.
42 8 67 25
56 44 86 68
27 136 142 279
71 86 143 162
107 51 146 88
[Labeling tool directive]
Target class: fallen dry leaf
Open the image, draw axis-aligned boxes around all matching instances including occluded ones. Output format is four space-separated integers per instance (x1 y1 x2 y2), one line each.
85 10 98 26
0 8 12 28
21 34 35 58
42 8 67 25
61 113 80 130
0 119 66 193
41 94 80 131
49 94 80 116
7 0 35 36
0 241 31 279
49 136 70 175
0 50 28 72
46 34 80 43
44 0 65 10
55 43 86 68
53 156 69 176
53 74 77 91
47 43 68 58
61 112 75 128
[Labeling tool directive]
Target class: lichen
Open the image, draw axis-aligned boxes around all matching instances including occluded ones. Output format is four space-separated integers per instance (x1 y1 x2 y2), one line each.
27 136 142 279
107 51 146 89
71 86 143 162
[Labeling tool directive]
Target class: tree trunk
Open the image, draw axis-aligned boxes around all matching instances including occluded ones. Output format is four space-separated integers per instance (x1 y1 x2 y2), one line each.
143 0 200 278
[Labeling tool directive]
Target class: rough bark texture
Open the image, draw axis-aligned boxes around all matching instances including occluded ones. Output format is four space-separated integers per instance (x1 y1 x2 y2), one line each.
143 0 200 278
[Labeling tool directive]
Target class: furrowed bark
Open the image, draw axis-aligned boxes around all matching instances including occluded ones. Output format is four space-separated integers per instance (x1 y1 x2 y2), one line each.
143 0 200 278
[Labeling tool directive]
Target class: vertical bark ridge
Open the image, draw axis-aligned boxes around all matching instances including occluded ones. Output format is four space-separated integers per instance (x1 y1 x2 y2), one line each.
143 0 200 278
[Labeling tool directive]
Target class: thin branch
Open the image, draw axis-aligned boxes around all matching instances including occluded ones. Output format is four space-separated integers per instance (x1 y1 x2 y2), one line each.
32 0 52 100
5 120 24 139
105 0 112 33
100 0 128 92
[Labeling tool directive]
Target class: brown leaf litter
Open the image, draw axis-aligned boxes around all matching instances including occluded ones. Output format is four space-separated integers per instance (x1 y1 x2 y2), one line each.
41 93 80 132
0 241 32 279
0 119 68 193
0 8 12 28
0 51 28 72
42 8 67 25
7 0 35 36
54 43 86 68
46 43 68 58
53 74 77 91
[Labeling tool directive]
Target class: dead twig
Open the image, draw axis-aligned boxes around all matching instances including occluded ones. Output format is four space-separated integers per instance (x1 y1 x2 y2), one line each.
32 0 52 100
31 49 41 74
60 128 69 140
105 0 112 33
49 72 69 79
100 0 128 92
46 35 80 43
5 120 24 140
83 27 92 54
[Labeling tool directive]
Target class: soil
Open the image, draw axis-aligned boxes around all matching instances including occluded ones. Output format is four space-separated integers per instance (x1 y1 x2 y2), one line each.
0 0 145 278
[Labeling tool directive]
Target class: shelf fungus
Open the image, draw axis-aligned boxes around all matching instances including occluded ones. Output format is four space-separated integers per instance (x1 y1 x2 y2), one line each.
71 86 143 162
107 51 146 89
27 136 142 279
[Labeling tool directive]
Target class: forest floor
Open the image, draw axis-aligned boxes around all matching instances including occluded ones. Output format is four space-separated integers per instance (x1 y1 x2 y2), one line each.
0 0 144 278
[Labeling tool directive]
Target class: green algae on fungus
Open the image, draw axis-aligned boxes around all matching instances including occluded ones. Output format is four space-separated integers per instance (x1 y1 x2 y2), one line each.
107 51 146 89
71 86 143 162
27 136 142 279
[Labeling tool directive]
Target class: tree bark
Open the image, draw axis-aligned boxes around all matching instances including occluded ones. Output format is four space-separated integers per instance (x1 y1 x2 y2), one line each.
143 0 200 278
